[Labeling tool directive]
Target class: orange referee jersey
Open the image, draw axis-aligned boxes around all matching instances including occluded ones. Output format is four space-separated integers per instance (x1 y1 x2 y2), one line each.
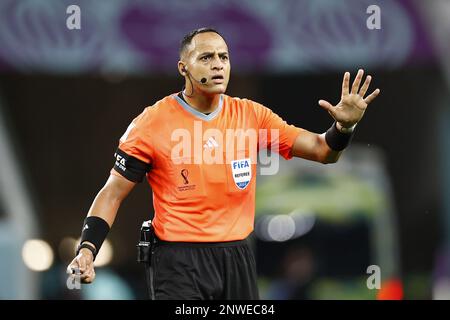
111 93 302 242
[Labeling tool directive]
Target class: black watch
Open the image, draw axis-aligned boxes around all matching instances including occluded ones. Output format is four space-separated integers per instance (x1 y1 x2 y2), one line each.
76 242 97 260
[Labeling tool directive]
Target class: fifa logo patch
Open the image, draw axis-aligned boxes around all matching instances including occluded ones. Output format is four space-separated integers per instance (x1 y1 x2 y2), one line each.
231 158 251 190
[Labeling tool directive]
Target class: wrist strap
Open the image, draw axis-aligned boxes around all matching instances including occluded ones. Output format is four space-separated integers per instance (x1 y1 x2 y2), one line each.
325 122 355 151
337 122 357 134
76 242 97 260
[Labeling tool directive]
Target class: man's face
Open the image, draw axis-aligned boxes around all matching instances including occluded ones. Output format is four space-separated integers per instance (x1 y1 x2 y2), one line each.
181 32 231 95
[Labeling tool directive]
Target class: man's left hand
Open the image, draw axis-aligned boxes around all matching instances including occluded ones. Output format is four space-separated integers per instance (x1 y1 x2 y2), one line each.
318 69 380 129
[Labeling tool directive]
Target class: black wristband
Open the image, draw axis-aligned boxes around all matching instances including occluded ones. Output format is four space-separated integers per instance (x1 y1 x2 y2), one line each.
76 242 97 260
79 216 110 259
325 122 355 151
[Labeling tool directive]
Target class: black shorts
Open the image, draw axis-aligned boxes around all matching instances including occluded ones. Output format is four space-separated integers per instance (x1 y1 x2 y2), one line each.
147 238 259 300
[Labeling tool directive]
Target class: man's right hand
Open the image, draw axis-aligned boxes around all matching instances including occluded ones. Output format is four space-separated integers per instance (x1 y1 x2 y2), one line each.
65 174 137 284
66 248 96 284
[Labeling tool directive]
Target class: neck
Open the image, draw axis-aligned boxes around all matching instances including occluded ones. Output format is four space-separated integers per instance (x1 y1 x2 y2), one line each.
183 90 221 114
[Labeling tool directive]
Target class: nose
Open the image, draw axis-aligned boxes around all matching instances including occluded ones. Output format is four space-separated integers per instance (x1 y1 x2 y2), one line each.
211 55 224 71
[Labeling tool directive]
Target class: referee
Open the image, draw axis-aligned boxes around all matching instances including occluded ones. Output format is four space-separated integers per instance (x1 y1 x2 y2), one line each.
67 27 380 300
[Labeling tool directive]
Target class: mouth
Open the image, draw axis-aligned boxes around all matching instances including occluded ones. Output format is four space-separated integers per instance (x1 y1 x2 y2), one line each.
211 75 224 84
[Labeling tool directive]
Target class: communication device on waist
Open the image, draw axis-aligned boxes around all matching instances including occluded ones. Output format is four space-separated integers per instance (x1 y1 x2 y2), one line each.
137 220 155 264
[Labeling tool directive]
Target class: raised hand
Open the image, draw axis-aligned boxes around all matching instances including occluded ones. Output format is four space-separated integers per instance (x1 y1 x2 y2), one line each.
318 69 380 129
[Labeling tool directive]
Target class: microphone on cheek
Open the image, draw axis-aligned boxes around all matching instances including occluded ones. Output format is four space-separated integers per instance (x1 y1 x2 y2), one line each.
183 67 208 85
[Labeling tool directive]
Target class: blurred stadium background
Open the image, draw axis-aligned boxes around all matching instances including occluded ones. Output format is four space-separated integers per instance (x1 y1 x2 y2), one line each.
0 0 448 300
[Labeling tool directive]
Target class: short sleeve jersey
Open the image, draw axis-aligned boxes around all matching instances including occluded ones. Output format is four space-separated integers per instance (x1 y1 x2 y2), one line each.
111 93 303 242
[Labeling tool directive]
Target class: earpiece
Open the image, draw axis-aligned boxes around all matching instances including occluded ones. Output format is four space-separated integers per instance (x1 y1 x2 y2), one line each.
181 64 207 84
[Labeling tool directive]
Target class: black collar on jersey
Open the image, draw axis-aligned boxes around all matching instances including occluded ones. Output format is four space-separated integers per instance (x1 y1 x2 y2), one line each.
178 91 211 116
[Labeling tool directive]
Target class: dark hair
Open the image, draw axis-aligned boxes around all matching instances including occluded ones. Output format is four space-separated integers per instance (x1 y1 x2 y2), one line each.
179 27 223 58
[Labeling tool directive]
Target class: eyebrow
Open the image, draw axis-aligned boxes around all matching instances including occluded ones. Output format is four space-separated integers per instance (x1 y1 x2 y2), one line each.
198 51 229 57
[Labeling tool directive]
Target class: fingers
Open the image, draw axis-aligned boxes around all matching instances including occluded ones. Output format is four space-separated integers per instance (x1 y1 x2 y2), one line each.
77 254 87 274
358 75 372 97
364 88 381 104
342 72 350 97
80 266 96 283
66 254 96 285
351 69 364 94
318 100 336 117
347 69 378 101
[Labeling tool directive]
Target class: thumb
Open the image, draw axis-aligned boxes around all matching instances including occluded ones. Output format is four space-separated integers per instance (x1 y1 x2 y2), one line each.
67 256 81 275
318 100 335 114
67 261 77 275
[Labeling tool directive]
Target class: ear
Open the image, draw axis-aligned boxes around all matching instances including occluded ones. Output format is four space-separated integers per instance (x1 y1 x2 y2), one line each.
178 61 187 76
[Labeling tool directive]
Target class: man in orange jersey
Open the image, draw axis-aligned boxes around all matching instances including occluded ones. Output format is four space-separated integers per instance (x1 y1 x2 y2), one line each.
67 27 380 299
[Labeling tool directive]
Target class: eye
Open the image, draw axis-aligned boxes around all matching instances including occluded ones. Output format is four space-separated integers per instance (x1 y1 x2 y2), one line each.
221 55 229 61
200 56 211 62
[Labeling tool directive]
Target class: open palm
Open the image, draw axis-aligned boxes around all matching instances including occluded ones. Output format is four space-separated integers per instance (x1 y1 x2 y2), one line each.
318 69 380 128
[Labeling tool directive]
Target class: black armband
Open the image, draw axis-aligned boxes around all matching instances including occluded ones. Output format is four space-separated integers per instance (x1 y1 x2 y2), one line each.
79 216 110 260
113 148 151 183
325 122 355 151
